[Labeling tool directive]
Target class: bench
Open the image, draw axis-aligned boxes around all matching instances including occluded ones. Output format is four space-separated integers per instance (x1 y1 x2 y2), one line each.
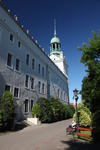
77 127 94 139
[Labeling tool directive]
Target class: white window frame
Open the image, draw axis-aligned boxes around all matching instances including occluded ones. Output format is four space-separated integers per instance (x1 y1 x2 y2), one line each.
13 87 19 98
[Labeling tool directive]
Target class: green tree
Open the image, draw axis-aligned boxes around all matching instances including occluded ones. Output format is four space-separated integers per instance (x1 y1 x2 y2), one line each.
81 77 92 108
79 32 100 112
0 91 15 131
63 104 75 119
73 104 91 127
92 110 100 141
50 97 64 121
79 31 100 140
32 103 41 118
37 98 54 123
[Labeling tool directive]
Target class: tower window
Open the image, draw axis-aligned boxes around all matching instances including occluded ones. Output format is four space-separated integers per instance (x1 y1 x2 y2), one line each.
7 53 12 67
53 44 55 49
26 54 29 65
57 44 58 49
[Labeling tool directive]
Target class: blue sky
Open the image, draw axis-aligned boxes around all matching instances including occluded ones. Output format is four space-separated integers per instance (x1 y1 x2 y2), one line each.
2 0 100 103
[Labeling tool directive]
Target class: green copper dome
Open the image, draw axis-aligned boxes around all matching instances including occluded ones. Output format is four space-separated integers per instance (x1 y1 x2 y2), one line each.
50 36 60 44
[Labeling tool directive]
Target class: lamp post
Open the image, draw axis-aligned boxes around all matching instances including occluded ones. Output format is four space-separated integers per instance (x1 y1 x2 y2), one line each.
73 88 79 130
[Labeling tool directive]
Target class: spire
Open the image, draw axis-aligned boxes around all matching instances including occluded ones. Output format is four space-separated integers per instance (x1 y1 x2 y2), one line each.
54 19 56 37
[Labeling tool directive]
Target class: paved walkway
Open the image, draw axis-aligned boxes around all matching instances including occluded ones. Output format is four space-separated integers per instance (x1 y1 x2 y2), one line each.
0 119 72 150
0 119 99 150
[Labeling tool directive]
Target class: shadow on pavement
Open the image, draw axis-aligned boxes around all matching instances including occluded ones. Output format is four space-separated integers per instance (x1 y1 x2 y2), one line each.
13 121 29 131
61 139 100 150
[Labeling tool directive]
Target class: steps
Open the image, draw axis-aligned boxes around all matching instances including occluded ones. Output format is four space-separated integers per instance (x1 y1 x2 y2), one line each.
26 117 41 125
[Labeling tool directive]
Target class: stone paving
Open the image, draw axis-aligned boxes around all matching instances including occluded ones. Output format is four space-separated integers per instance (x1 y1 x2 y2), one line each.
0 119 99 150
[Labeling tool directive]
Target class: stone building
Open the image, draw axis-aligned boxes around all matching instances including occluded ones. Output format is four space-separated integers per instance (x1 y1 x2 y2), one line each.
0 2 69 120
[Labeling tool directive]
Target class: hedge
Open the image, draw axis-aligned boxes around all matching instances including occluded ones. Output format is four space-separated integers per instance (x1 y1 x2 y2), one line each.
32 97 75 123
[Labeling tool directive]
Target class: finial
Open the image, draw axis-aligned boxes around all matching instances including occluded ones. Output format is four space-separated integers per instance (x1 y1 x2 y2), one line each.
54 19 56 37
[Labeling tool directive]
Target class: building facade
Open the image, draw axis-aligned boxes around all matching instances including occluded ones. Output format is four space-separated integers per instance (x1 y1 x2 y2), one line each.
0 2 69 120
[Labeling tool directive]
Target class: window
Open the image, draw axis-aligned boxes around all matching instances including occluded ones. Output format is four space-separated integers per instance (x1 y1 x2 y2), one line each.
25 75 29 88
25 99 28 113
31 100 34 110
42 67 44 76
61 91 62 99
7 53 12 67
32 58 35 70
57 44 58 49
64 93 65 100
26 54 29 65
53 43 55 49
42 83 45 94
38 81 41 93
10 33 13 41
58 89 59 98
31 77 34 89
5 85 10 91
16 58 20 71
38 64 40 74
14 87 19 98
18 41 21 48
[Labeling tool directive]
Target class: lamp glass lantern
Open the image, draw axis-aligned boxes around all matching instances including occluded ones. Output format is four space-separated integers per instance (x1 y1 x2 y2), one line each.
73 88 79 98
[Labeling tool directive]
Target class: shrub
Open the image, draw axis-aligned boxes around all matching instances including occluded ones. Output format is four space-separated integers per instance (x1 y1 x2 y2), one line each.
50 97 64 121
92 110 100 141
32 103 41 118
73 110 91 127
63 104 70 119
36 98 54 123
0 91 15 131
32 97 74 123
78 104 91 116
67 105 75 118
73 104 91 127
63 104 75 119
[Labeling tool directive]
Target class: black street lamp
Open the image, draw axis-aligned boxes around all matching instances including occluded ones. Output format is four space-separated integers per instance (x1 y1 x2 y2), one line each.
73 88 79 129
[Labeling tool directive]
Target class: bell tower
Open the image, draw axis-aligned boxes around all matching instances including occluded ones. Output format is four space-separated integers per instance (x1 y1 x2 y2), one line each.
49 20 68 78
50 19 61 55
